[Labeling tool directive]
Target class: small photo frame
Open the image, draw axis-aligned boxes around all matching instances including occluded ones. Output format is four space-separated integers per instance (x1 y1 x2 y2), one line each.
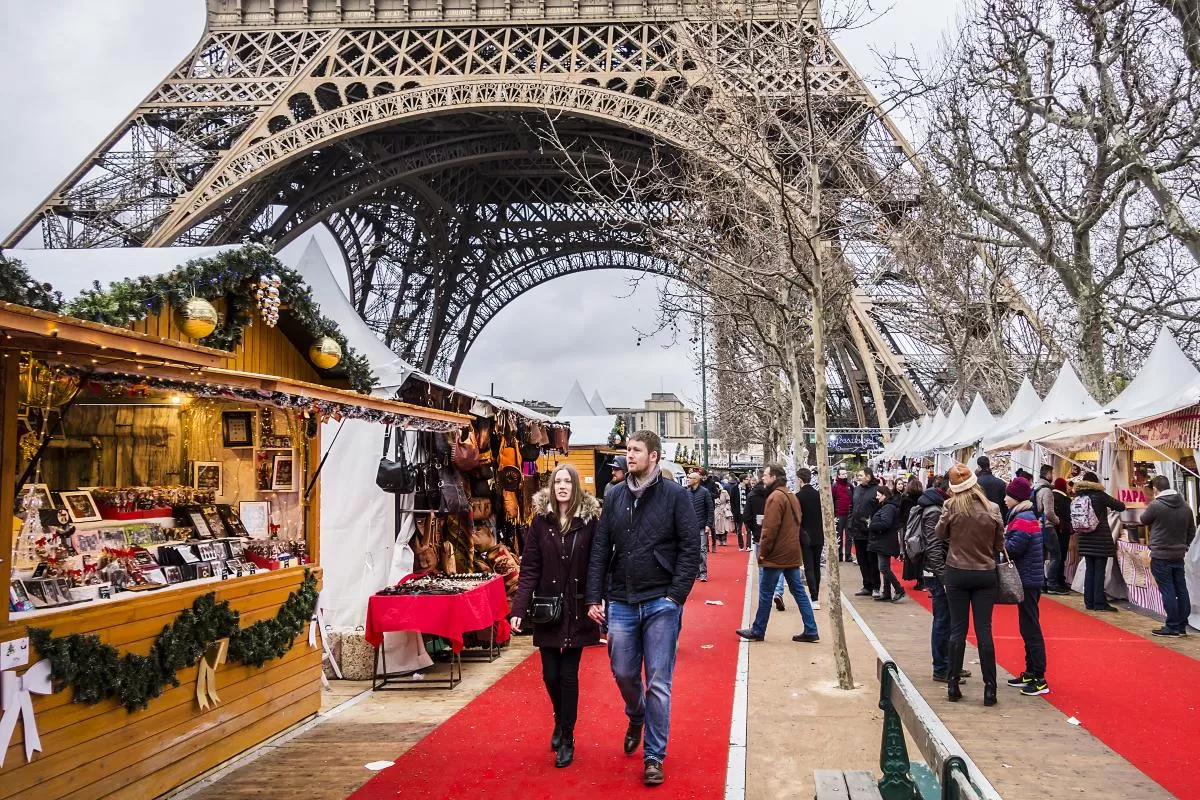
194 562 214 579
271 453 295 491
196 542 217 562
18 484 55 512
192 462 223 495
217 504 248 537
201 505 227 538
74 531 102 553
239 500 271 538
163 566 183 584
222 411 255 448
60 490 102 523
22 579 48 607
185 507 213 539
228 539 245 557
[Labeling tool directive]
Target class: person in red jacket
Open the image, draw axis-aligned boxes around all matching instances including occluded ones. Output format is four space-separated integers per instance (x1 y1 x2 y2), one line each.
831 468 854 561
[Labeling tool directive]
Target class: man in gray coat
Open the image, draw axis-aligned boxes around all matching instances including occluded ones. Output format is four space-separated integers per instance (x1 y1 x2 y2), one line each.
1141 476 1196 636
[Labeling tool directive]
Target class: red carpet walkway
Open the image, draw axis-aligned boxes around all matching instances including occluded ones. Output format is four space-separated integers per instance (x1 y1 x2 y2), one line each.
351 547 748 799
893 568 1200 799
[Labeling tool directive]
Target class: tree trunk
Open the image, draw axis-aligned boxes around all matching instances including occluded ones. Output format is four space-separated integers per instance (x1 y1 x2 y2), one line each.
811 239 855 691
785 348 810 466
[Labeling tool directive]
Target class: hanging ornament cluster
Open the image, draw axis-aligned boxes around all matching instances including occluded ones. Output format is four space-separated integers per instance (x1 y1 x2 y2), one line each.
308 335 343 370
177 296 219 339
255 274 282 327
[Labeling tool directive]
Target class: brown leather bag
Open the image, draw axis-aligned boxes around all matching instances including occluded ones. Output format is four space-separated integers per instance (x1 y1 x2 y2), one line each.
552 425 570 454
470 496 493 521
452 427 480 472
412 515 441 572
475 420 494 466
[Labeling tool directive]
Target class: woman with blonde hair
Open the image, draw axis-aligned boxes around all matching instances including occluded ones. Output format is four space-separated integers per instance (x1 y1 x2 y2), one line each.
935 463 1006 706
510 463 602 768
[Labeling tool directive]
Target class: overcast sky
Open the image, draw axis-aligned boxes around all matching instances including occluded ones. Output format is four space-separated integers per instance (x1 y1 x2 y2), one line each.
0 0 959 411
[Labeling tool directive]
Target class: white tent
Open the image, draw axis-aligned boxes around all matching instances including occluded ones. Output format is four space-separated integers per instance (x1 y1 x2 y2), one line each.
560 380 595 416
1038 328 1200 450
940 393 997 452
924 401 966 452
880 421 912 459
557 415 617 446
984 363 1100 452
892 415 931 459
588 390 609 415
906 408 949 456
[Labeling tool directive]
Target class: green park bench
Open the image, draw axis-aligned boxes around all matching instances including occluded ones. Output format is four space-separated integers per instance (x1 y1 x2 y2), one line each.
813 656 1003 800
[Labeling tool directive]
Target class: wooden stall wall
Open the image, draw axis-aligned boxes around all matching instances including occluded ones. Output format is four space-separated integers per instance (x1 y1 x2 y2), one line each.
130 304 324 384
0 568 322 800
38 405 185 490
537 447 619 495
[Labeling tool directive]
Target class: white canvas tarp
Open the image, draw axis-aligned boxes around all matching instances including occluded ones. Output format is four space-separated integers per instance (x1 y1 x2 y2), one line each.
984 363 1100 452
940 393 996 452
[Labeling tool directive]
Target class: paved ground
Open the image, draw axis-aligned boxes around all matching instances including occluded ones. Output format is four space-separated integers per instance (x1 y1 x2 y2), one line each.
836 563 1177 799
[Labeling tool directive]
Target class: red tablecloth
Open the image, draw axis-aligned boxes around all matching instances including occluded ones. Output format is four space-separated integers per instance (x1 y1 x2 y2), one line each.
364 574 511 653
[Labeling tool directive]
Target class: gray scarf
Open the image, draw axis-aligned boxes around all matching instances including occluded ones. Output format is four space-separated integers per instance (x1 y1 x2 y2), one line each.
627 467 662 499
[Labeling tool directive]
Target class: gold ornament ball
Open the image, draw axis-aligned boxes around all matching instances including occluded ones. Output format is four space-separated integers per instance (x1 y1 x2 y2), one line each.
309 336 343 369
178 297 219 339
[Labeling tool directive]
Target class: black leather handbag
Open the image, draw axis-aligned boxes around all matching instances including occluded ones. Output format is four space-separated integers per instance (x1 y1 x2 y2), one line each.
375 425 413 494
529 595 563 625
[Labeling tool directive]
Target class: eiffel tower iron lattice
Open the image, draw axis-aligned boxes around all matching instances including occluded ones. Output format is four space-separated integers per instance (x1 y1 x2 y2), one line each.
5 0 1042 428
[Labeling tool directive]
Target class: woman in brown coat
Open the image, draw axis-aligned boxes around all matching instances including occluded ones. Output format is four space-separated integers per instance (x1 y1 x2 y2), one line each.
510 463 601 768
935 463 1006 706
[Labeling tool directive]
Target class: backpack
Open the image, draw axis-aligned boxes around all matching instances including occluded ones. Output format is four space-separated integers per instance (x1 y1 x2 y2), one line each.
904 506 926 560
1070 494 1100 533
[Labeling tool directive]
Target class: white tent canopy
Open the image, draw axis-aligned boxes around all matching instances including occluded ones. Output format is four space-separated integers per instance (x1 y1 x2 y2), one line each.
984 362 1101 452
941 393 997 452
881 421 913 458
907 408 948 456
559 380 595 416
925 401 966 452
893 415 931 459
1038 328 1200 449
557 415 617 446
589 390 609 415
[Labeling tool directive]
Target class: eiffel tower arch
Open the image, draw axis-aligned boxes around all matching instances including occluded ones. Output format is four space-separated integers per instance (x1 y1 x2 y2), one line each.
6 0 975 426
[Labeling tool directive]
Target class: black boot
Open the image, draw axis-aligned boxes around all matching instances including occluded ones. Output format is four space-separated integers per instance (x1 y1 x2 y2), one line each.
555 728 575 768
979 642 998 706
984 683 998 707
947 642 964 702
550 719 563 752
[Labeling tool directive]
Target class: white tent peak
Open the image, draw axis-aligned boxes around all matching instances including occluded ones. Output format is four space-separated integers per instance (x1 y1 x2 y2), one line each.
559 380 596 416
943 393 997 450
588 390 609 415
1105 327 1200 416
930 401 967 450
1030 362 1102 424
908 407 948 454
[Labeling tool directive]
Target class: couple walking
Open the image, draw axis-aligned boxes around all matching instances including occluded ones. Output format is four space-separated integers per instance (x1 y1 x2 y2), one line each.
509 430 701 786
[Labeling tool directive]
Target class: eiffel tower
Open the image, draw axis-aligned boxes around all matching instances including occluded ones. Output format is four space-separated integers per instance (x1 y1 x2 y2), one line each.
4 0 1004 427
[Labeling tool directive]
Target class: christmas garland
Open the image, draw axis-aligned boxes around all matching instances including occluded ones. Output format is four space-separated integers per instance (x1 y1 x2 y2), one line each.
61 243 375 394
27 570 318 712
0 255 64 312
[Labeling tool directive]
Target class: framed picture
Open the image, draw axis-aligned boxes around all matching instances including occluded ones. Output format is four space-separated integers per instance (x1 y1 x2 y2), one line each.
60 490 102 523
194 562 213 579
222 411 255 448
18 484 54 512
271 453 295 491
201 505 227 538
239 500 271 538
228 539 245 557
196 542 217 562
74 531 102 553
163 566 183 584
192 462 223 495
217 504 248 537
185 507 213 539
22 580 48 607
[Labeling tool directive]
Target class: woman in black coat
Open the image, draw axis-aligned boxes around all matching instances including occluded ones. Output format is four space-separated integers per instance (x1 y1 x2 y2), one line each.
510 463 602 767
899 477 925 586
868 485 906 602
1071 472 1126 612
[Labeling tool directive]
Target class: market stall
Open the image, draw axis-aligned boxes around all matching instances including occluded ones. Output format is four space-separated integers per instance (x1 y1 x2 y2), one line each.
0 249 467 798
536 415 624 496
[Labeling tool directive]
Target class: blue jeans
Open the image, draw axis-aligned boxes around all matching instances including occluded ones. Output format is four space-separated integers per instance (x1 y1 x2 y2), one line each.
607 597 684 763
751 567 818 637
929 577 950 675
757 565 784 598
1151 558 1191 633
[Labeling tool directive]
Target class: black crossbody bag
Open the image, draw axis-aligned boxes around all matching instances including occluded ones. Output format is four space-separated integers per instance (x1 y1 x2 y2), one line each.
529 523 579 625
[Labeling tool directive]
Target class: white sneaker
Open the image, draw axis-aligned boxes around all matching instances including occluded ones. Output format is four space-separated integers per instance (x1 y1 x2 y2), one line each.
811 601 821 610
871 590 882 599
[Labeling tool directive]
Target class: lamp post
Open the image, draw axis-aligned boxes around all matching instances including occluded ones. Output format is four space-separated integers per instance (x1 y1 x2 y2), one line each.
700 298 710 468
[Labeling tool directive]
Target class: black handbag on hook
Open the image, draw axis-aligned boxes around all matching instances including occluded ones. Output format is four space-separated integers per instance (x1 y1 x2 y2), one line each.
376 425 414 494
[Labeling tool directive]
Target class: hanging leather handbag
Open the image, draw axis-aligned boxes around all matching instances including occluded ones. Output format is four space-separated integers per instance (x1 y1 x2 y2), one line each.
438 466 470 515
412 515 441 572
519 440 542 463
475 420 494 466
996 552 1023 605
375 425 413 494
452 426 481 472
529 595 563 625
470 496 493 521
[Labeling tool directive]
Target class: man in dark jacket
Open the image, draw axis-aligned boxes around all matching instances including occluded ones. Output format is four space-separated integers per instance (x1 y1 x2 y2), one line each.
1142 476 1196 636
744 480 768 546
699 469 725 545
586 430 700 787
831 468 854 561
685 471 715 581
1033 464 1067 593
796 467 824 607
975 456 1008 511
868 486 905 602
849 469 881 596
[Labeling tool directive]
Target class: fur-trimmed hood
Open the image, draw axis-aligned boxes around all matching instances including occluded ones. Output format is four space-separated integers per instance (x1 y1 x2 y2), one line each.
1074 480 1106 494
533 488 601 523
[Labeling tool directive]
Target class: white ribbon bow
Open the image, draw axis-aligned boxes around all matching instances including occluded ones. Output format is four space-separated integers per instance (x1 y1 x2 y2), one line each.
0 660 53 767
